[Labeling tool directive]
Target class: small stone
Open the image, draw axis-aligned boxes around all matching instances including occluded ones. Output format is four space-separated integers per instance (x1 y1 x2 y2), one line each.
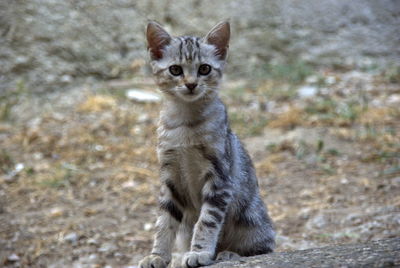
64 232 79 244
49 207 64 217
387 94 400 104
7 254 20 262
393 177 400 185
98 242 117 253
114 252 123 257
87 238 98 245
94 144 105 152
137 114 150 123
144 222 153 231
3 173 17 183
15 163 25 172
126 89 161 103
298 86 317 98
33 152 43 160
306 75 318 84
61 74 72 83
306 214 327 229
325 76 337 85
88 253 98 261
122 181 136 189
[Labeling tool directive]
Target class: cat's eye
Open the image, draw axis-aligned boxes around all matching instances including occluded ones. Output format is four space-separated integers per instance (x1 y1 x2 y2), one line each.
169 65 183 76
198 64 211 76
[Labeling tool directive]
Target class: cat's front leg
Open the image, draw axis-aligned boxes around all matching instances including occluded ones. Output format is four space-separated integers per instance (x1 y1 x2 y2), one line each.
139 211 179 268
182 177 232 268
140 149 182 268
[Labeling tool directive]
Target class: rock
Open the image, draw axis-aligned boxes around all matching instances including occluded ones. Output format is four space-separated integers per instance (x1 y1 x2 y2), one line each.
64 232 79 244
88 253 98 262
14 163 24 172
305 75 318 84
122 180 137 189
7 254 20 262
208 238 400 268
305 213 328 230
3 163 25 183
49 207 64 218
87 238 98 245
125 89 161 103
325 76 337 85
298 86 318 98
143 222 153 231
98 242 118 253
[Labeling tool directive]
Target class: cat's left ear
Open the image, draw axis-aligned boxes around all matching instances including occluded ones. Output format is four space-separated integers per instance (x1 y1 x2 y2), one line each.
146 21 172 61
204 21 230 60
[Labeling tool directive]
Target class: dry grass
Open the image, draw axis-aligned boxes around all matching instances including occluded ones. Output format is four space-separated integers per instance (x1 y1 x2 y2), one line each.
1 70 399 266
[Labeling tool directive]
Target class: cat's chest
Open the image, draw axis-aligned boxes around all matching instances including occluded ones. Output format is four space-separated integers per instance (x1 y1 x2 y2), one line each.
158 123 211 147
177 147 209 209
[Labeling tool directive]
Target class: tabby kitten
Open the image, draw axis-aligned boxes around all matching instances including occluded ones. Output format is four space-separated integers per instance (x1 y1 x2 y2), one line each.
139 21 275 268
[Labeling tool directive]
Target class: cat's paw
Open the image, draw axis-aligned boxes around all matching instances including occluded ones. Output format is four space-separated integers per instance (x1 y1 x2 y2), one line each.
139 254 169 268
182 251 214 268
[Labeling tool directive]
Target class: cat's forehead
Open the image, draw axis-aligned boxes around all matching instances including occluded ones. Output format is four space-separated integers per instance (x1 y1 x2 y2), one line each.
162 35 218 65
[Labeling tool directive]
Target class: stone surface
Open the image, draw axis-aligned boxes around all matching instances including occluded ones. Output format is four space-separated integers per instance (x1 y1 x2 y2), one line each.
209 238 400 268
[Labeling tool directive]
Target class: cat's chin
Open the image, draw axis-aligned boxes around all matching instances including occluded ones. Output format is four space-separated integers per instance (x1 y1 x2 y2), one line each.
176 92 205 103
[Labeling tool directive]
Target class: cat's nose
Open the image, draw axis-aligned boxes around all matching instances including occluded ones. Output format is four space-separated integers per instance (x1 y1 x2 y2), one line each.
185 83 197 92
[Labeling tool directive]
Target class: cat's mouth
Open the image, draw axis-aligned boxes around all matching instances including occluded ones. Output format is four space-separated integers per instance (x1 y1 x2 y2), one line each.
177 89 204 102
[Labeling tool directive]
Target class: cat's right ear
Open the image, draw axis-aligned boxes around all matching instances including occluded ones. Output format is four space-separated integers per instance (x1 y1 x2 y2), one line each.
146 21 171 61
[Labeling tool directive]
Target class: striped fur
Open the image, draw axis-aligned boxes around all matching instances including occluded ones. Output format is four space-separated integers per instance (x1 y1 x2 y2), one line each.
139 21 275 268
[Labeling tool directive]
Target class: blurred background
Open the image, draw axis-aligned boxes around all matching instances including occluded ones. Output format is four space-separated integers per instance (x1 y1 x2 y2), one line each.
0 0 399 267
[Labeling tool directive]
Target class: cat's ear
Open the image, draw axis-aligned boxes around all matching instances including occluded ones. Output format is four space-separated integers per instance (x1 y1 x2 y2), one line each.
146 21 171 61
204 21 230 60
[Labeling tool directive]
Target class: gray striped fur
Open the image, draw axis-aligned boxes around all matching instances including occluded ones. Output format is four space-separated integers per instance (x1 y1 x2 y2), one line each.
139 21 275 268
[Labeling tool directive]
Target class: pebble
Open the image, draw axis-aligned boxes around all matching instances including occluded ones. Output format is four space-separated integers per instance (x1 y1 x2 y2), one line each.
137 114 151 123
325 76 337 85
15 163 25 172
87 238 98 245
122 181 136 189
341 177 349 184
49 207 64 217
61 74 72 83
88 253 98 261
7 254 20 262
306 214 327 229
3 163 25 183
98 242 117 253
298 86 318 98
144 222 153 231
306 75 318 84
64 232 79 244
387 94 400 104
126 89 161 103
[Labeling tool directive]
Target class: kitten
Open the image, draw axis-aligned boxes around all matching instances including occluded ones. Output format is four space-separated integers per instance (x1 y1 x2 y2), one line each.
139 21 275 268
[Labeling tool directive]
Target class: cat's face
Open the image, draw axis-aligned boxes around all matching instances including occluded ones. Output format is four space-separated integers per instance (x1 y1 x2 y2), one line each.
146 21 230 103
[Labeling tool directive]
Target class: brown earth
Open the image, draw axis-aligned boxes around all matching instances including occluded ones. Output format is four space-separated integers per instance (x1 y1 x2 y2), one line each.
0 69 399 267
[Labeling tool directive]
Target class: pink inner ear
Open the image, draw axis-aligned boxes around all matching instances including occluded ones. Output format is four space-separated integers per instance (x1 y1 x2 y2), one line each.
205 22 230 60
147 22 171 60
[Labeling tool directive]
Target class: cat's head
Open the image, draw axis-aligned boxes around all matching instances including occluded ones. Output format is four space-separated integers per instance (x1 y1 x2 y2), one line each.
146 21 230 102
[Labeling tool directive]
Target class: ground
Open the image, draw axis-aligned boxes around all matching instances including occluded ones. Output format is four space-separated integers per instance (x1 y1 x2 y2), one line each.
0 68 399 267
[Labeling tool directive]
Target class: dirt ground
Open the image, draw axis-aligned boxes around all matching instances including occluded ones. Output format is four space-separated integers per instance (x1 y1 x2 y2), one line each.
0 68 399 267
